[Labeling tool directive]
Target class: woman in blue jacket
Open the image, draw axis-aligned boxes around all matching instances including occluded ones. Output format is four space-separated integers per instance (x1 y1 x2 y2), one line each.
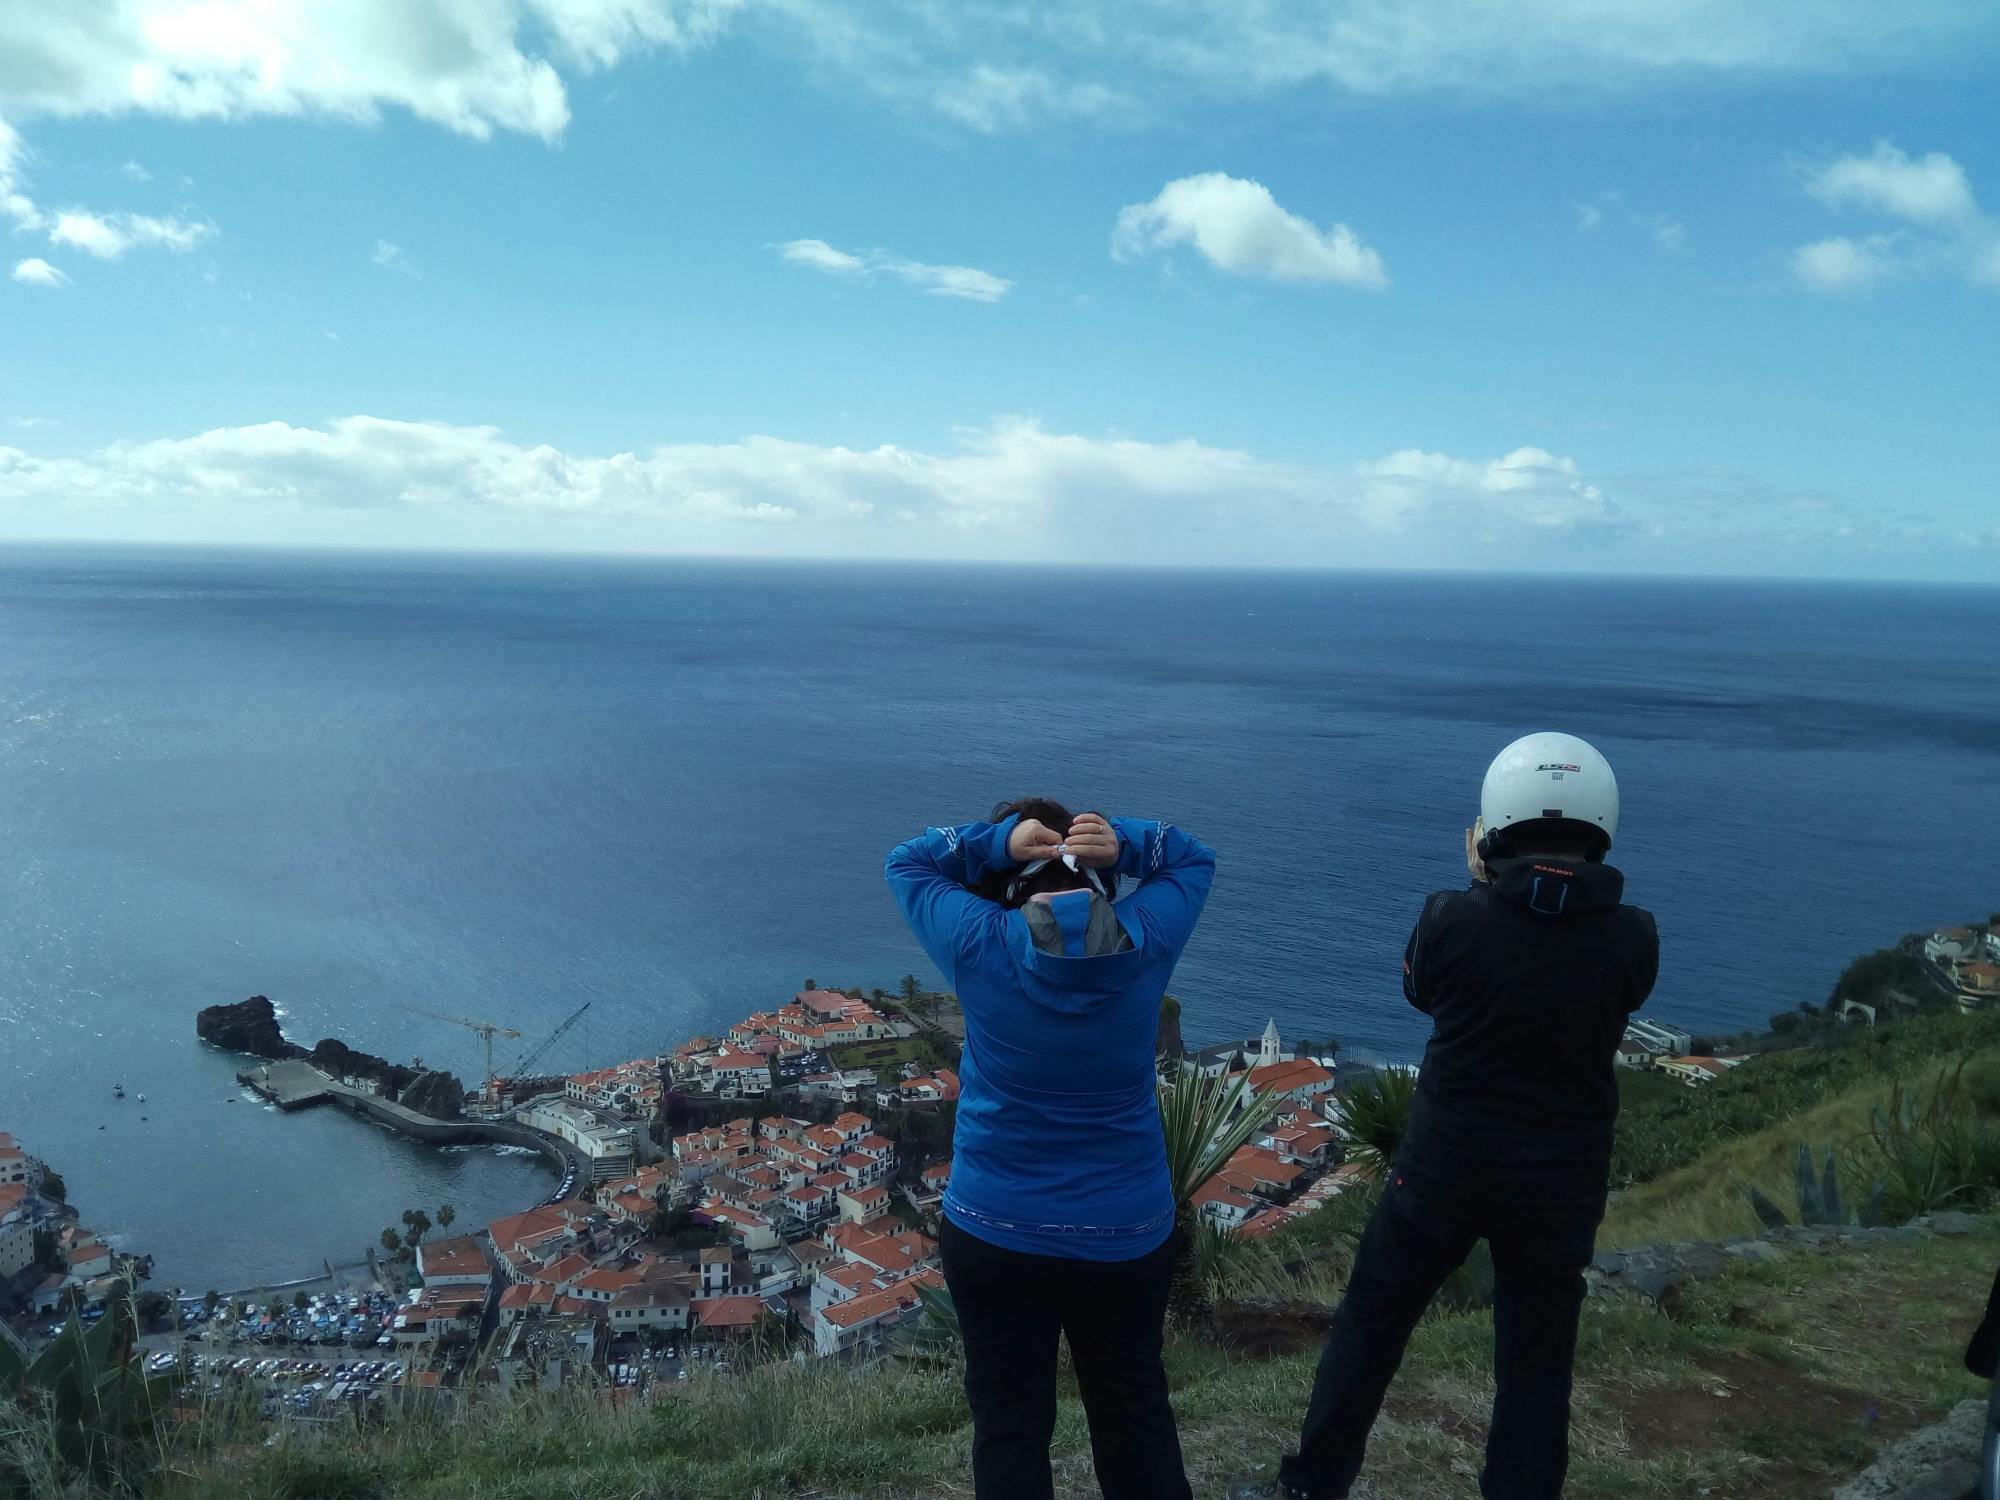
886 798 1216 1500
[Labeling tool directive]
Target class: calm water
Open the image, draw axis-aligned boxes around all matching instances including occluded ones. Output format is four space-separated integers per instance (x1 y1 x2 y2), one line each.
1 545 1995 1292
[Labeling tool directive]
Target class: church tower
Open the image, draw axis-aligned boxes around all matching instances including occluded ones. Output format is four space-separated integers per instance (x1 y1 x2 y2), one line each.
1259 1017 1282 1066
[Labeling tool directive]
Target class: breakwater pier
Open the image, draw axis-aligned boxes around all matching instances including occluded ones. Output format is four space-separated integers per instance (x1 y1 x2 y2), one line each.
237 1060 585 1198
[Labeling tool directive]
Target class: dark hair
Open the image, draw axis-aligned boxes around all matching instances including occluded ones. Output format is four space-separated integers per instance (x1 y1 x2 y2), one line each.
974 797 1121 909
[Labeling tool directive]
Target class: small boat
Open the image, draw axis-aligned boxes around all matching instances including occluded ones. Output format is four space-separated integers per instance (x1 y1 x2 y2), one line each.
113 1084 125 1099
136 1092 147 1103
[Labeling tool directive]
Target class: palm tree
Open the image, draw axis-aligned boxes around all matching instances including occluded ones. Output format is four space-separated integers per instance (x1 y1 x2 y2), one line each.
436 1204 456 1232
1336 1069 1417 1180
202 1289 222 1319
293 1291 309 1311
380 1228 402 1256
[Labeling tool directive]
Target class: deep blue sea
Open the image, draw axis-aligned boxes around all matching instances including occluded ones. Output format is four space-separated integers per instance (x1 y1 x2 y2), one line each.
2 544 1995 1293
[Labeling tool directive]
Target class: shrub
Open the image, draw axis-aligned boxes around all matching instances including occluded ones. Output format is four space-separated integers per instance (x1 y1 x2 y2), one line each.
1860 1058 2000 1222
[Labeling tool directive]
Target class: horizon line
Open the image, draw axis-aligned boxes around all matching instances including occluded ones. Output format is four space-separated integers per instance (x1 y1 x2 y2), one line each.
0 534 1995 592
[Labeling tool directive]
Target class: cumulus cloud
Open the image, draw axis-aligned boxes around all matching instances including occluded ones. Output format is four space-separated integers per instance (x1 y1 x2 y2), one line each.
1113 173 1387 289
0 2 742 143
1791 142 1998 295
1805 142 1976 225
1791 236 1898 296
777 239 1012 301
10 256 67 287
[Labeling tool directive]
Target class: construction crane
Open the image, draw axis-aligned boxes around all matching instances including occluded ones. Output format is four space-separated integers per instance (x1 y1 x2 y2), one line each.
401 1006 522 1095
508 1001 591 1082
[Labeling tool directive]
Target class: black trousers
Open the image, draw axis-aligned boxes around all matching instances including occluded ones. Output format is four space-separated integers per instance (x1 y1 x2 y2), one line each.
939 1213 1192 1500
1279 1149 1608 1500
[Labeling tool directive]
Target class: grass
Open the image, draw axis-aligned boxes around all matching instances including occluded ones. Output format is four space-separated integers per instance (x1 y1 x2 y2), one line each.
1602 1051 2000 1248
826 1039 945 1074
1610 1005 2000 1188
138 1220 1997 1500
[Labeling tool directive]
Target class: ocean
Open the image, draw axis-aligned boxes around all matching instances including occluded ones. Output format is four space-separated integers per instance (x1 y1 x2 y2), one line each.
1 544 1994 1294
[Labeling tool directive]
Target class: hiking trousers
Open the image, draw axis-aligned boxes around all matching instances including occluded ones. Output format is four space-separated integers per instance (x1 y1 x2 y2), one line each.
939 1213 1192 1500
1278 1149 1608 1500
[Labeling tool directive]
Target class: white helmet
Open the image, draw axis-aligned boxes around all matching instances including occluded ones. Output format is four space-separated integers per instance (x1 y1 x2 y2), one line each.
1479 731 1619 860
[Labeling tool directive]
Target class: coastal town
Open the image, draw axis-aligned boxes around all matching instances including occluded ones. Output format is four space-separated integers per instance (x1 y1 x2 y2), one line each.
9 918 1998 1420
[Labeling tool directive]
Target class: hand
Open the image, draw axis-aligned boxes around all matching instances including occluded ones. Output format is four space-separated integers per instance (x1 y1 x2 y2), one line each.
1007 818 1065 865
1064 812 1120 870
1466 820 1490 884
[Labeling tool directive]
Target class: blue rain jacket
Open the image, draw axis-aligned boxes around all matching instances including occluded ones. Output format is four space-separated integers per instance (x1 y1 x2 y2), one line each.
885 815 1215 1260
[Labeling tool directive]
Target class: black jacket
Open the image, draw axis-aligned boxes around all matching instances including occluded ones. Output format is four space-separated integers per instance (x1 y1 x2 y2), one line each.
1400 856 1659 1168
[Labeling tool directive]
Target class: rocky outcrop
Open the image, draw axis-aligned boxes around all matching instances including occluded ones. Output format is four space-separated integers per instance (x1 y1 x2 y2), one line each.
307 1038 418 1097
1587 1212 1982 1311
196 996 304 1059
396 1070 466 1121
1832 1397 1984 1500
197 999 466 1121
1156 998 1185 1060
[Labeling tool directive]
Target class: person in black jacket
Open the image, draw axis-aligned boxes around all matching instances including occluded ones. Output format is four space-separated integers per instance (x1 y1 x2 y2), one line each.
1229 732 1659 1500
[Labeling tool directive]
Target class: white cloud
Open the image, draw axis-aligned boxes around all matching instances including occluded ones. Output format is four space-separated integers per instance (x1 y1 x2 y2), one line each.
1 2 1978 154
48 208 213 259
0 3 738 143
0 413 1970 567
1790 143 1997 295
1358 447 1612 530
1805 142 1976 225
1791 236 1898 295
1113 172 1387 289
121 160 150 182
778 239 1012 301
370 239 418 275
10 256 67 287
0 118 38 229
778 239 866 276
0 415 1603 544
7 416 59 428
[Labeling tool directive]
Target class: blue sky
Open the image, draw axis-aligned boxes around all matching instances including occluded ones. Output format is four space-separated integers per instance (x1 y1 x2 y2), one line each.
1 3 1996 578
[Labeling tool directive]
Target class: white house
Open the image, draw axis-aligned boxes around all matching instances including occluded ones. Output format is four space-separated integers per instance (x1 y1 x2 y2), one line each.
607 1282 691 1334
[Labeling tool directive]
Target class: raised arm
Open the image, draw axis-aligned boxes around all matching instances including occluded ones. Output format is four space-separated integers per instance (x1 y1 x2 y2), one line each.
1106 817 1216 954
884 817 1022 980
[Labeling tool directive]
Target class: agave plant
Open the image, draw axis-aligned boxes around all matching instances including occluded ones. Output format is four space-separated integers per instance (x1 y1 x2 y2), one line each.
890 1279 964 1364
1160 1068 1283 1209
0 1281 175 1494
1158 1068 1283 1322
1741 1143 1885 1230
1335 1068 1416 1180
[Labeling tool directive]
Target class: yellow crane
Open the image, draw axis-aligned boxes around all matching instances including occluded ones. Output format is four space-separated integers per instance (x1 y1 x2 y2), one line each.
401 1005 522 1095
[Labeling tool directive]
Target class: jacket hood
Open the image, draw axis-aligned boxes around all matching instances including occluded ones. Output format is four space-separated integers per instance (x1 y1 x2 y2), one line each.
1009 889 1147 1013
1484 856 1626 918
